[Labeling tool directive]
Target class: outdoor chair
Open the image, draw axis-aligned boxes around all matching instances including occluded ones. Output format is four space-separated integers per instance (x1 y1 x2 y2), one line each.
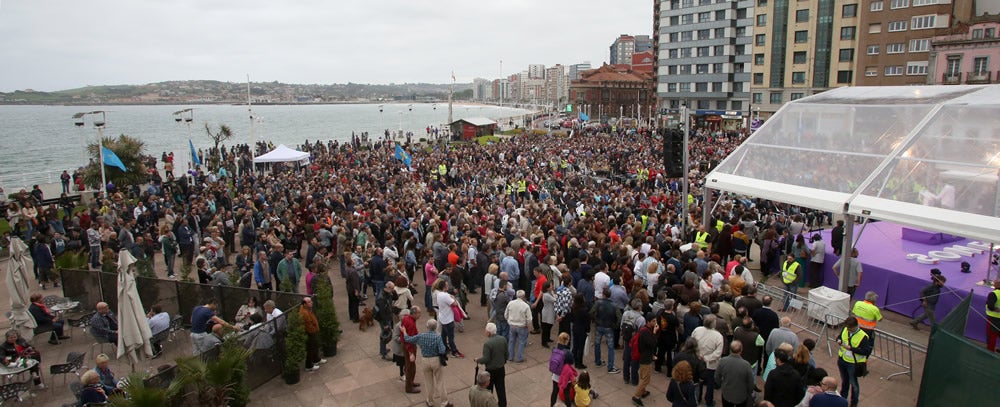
0 379 33 406
168 314 183 341
89 335 115 357
49 351 86 385
65 311 95 341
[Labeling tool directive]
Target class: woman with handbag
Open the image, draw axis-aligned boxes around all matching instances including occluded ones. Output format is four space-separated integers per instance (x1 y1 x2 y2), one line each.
1 330 44 388
666 360 698 407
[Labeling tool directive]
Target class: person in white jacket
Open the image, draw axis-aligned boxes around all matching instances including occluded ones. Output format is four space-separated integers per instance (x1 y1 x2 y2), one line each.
692 315 725 407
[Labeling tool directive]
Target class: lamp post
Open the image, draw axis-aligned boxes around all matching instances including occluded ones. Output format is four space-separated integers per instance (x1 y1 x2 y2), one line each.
378 105 384 136
173 108 194 169
72 111 108 195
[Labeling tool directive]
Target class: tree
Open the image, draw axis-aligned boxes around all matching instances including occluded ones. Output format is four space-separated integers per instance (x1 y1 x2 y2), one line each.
204 124 233 171
169 336 252 406
83 134 149 190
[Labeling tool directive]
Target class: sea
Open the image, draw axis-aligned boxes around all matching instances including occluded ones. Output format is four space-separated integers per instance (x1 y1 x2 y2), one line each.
0 103 531 189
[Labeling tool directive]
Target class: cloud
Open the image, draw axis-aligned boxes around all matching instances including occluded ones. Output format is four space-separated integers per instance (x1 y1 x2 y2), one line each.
0 0 651 91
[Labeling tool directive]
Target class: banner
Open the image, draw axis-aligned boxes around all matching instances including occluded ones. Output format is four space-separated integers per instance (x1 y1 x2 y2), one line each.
394 144 412 167
189 139 202 167
101 146 127 172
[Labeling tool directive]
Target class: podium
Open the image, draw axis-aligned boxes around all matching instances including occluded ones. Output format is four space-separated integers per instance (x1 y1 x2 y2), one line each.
808 286 851 323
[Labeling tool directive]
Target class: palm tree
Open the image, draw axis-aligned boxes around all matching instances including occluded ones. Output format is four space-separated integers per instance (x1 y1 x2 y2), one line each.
204 124 233 170
82 134 149 190
168 337 252 406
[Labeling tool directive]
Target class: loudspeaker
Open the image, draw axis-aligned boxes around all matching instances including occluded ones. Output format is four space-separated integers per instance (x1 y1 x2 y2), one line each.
663 129 684 178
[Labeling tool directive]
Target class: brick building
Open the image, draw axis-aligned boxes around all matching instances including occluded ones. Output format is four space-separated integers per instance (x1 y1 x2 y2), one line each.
569 64 657 123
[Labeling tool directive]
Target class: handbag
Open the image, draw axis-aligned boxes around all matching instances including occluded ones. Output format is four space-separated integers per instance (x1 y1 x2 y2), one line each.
583 335 591 357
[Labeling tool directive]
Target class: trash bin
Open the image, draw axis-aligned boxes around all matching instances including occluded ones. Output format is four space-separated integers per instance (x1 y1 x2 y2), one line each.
808 286 850 323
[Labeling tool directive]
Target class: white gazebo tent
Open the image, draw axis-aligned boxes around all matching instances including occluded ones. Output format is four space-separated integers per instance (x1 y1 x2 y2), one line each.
252 144 310 165
704 85 1000 287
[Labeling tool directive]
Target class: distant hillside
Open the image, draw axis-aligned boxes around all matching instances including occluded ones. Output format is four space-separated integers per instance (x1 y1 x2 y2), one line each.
0 80 475 105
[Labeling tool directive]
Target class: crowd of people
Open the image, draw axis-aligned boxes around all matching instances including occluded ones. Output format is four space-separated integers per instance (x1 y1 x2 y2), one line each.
2 124 877 406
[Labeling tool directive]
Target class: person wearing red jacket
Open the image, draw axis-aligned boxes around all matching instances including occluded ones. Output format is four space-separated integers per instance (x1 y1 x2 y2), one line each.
400 307 422 393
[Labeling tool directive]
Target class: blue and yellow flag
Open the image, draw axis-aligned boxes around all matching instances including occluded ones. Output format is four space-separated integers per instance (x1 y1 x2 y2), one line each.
394 144 412 167
189 139 202 167
101 146 127 171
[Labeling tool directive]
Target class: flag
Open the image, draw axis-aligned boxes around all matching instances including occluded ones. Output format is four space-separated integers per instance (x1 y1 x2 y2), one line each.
189 139 202 167
579 112 590 122
394 144 412 167
451 71 456 82
101 146 127 172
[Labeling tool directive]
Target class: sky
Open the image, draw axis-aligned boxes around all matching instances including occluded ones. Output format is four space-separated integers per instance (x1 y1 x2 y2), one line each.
0 0 652 92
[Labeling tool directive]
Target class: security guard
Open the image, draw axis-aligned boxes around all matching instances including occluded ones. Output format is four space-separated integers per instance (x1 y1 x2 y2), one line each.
837 316 872 407
852 291 883 337
781 254 800 310
694 225 711 251
987 279 1000 352
516 179 527 200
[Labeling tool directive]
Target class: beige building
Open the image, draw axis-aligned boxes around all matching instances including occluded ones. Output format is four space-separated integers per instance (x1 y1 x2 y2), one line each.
856 0 974 86
751 0 861 117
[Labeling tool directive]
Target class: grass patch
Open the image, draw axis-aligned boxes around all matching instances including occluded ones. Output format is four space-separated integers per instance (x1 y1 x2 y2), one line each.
474 135 503 145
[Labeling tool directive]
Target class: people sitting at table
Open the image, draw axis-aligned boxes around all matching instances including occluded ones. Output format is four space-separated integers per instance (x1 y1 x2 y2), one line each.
146 304 170 357
94 353 119 395
90 302 119 345
1 329 44 388
190 299 234 356
27 293 68 344
234 296 261 330
78 370 108 406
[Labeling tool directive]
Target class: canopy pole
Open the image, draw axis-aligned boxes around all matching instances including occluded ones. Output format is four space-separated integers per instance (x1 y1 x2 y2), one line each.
701 185 712 228
839 214 855 294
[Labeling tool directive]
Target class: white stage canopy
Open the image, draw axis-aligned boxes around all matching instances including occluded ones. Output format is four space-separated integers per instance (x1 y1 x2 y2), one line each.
706 85 1000 243
252 144 310 164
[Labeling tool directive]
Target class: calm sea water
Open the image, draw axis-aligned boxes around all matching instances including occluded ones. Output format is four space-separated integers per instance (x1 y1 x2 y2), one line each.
0 103 530 187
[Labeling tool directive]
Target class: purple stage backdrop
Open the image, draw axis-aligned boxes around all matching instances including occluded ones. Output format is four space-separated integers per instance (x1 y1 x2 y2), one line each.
809 222 993 342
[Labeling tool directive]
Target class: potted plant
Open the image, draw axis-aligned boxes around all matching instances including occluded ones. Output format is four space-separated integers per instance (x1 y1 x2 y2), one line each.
313 272 340 357
109 372 169 407
283 306 307 385
168 336 252 406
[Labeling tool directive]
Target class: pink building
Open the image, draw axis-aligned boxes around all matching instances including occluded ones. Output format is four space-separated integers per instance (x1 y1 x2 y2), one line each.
928 14 1000 84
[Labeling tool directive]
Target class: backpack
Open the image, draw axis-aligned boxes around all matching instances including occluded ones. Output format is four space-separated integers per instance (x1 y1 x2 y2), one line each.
620 310 641 344
548 348 566 374
630 328 643 362
554 286 573 317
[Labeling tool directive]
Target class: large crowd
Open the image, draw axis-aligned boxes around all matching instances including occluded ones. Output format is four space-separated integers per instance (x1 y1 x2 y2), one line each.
2 125 871 407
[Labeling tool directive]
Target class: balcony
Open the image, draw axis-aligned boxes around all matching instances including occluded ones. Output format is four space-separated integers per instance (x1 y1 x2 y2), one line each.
966 71 993 84
942 73 962 84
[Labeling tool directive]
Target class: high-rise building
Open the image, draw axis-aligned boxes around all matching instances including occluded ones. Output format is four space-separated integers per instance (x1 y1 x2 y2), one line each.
927 14 1000 84
635 35 654 53
855 0 974 86
568 62 593 80
751 0 860 118
544 64 569 106
473 78 493 100
657 0 753 130
528 64 546 79
610 34 636 65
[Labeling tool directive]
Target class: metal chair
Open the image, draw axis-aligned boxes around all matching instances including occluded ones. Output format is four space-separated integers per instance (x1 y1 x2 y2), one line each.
90 336 115 357
0 379 33 406
168 314 183 341
49 351 86 385
65 311 95 339
150 329 169 358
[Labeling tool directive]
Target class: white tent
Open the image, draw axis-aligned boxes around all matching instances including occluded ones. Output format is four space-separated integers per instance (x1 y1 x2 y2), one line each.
252 144 310 164
705 85 1000 243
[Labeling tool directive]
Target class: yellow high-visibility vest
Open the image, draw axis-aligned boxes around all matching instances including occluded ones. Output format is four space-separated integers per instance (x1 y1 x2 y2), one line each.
852 300 882 330
782 261 800 284
694 231 709 247
987 289 1000 319
517 180 527 193
838 327 870 363
438 164 447 176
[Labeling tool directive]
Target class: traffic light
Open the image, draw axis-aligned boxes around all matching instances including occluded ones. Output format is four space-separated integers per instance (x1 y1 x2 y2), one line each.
663 129 684 178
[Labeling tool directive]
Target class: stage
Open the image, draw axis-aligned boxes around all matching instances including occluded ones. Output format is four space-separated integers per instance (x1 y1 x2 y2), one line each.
815 222 995 342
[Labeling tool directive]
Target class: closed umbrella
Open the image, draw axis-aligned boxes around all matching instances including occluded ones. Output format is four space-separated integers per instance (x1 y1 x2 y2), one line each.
6 238 37 339
116 249 152 365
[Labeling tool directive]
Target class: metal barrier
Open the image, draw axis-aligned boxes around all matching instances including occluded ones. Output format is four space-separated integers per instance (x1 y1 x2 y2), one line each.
754 282 832 351
824 312 926 381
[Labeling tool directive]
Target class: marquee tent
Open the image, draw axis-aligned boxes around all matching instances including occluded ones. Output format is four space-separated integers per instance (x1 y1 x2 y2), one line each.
252 144 310 164
706 85 1000 244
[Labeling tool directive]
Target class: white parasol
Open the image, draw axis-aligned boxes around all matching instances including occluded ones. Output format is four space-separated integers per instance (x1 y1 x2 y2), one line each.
6 238 37 339
116 249 153 365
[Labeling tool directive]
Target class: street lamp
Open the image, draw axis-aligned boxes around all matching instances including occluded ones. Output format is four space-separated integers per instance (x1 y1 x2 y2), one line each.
378 105 384 135
72 111 108 194
173 108 195 168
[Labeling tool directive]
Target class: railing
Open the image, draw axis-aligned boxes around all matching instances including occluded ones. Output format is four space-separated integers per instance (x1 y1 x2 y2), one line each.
0 170 66 192
942 73 962 84
824 312 926 381
753 282 832 350
966 70 993 84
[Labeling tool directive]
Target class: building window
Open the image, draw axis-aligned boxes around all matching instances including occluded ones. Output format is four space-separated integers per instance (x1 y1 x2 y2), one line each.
668 65 678 75
756 34 767 46
796 9 809 22
759 0 768 6
714 45 725 56
890 0 909 8
843 4 858 17
735 44 747 55
973 57 989 75
906 61 929 75
884 66 904 76
737 27 747 37
792 72 806 83
699 11 712 22
871 0 883 11
912 0 937 5
669 33 678 42
682 14 694 24
867 44 880 55
839 49 855 62
791 93 805 100
679 83 691 92
757 14 767 26
696 82 708 92
770 93 783 104
869 23 882 33
888 21 908 31
755 53 766 65
735 63 745 73
715 10 726 21
795 30 809 43
713 62 724 73
697 100 710 109
911 15 936 29
973 29 985 39
716 100 728 109
681 31 693 41
732 100 743 111
865 66 878 76
699 29 711 40
754 73 765 84
712 82 723 92
714 28 726 38
837 70 854 83
680 64 692 74
753 93 763 104
669 49 678 59
670 100 680 108
681 48 692 57
909 39 930 52
793 51 808 64
987 28 996 38
697 64 709 74
668 83 677 93
670 16 679 25
886 43 906 53
945 56 961 76
697 46 710 57
737 8 748 19
841 26 856 40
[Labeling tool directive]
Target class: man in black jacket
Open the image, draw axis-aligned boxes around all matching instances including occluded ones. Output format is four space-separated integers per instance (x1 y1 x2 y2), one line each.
910 274 945 330
631 314 658 407
764 348 805 407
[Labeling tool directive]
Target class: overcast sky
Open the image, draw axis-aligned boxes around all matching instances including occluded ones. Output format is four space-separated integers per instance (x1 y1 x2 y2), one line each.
0 0 652 92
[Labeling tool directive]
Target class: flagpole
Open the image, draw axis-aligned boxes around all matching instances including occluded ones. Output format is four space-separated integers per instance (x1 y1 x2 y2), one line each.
97 124 107 195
